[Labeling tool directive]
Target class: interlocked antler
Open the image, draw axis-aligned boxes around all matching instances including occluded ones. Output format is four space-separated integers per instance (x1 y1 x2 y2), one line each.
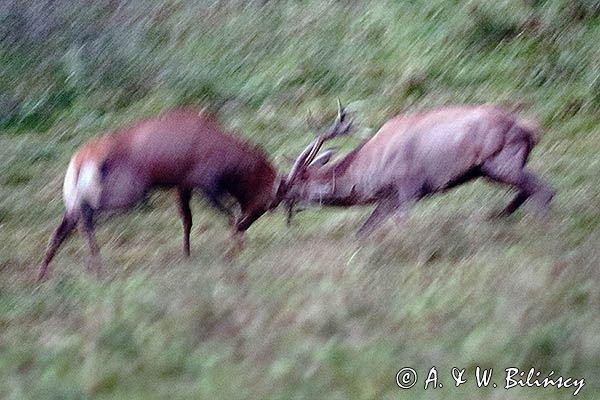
286 99 353 185
284 100 353 225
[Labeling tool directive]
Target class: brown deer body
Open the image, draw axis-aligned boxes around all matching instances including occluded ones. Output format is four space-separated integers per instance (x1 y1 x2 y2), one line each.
284 103 554 237
39 108 280 280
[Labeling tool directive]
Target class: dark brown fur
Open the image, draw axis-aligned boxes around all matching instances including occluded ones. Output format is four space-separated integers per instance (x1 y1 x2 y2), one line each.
39 108 279 280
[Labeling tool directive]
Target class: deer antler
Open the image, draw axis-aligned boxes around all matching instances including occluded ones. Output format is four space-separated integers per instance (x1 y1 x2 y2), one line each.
283 100 353 226
286 100 353 185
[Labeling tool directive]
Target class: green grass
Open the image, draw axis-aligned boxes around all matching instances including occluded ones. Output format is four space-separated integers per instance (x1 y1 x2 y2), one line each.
1 0 600 398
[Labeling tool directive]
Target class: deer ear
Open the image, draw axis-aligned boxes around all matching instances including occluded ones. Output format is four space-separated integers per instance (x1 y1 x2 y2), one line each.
308 148 337 169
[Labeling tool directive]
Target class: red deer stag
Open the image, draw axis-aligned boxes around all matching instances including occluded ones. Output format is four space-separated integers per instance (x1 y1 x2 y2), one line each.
39 108 281 280
283 102 554 237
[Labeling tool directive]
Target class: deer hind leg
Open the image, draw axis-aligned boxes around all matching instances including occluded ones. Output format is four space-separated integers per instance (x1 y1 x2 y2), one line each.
512 169 554 216
81 202 104 277
177 188 193 257
499 191 530 216
482 155 554 217
38 212 78 281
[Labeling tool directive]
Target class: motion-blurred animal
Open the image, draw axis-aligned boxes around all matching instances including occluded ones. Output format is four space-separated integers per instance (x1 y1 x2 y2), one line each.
283 102 554 236
39 108 281 280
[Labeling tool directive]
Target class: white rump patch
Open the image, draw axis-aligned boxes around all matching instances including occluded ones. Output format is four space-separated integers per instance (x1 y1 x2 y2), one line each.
63 158 78 212
63 160 102 213
78 161 102 209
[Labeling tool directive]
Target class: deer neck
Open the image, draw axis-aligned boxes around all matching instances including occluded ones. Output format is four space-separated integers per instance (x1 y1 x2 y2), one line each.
307 163 362 206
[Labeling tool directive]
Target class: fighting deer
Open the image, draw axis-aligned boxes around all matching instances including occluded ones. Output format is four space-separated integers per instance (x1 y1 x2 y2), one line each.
39 108 281 280
283 102 554 236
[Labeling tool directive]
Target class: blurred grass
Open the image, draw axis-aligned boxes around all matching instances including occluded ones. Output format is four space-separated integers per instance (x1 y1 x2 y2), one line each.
1 0 600 399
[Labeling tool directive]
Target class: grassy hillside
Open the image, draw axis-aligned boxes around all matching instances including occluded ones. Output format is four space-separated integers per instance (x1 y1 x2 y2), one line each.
1 0 599 399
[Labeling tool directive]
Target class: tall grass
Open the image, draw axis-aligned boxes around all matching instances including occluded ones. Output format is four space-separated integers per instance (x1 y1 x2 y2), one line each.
1 1 600 399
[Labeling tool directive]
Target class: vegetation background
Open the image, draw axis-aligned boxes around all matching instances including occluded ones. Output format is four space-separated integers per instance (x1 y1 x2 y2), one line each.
1 0 599 398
